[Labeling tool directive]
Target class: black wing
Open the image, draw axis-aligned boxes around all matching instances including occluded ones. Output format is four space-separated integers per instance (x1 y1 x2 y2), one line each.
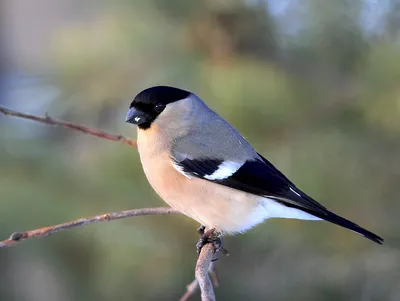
173 153 383 244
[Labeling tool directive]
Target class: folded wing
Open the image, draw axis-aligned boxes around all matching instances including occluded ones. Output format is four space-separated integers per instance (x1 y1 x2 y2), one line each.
172 152 383 244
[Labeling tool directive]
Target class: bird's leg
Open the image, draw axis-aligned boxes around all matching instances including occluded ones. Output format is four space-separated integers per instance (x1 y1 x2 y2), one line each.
196 228 229 256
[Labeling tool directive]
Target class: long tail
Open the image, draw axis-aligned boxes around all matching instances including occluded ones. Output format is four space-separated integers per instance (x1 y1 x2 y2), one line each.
276 192 384 244
317 211 383 244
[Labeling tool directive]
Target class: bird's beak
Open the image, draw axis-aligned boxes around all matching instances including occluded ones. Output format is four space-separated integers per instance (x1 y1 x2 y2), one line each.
125 107 146 125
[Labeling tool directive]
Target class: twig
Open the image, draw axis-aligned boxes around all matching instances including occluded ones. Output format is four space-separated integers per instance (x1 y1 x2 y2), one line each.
179 256 220 301
0 106 137 147
208 260 220 287
196 244 217 301
179 278 199 301
0 207 180 248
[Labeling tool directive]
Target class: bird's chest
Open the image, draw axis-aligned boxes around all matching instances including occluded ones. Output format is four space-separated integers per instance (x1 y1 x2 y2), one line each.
137 128 180 198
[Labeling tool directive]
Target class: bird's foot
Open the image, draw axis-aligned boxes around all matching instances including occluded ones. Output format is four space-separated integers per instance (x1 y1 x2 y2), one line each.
196 228 229 256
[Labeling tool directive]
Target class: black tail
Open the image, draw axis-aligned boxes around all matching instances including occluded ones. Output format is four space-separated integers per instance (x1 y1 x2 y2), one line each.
276 193 384 245
318 211 383 244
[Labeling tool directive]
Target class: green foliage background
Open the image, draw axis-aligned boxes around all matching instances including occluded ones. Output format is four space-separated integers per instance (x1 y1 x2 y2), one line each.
1 1 399 300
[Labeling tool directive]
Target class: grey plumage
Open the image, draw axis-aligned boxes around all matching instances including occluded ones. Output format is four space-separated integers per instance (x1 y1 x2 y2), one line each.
171 95 258 162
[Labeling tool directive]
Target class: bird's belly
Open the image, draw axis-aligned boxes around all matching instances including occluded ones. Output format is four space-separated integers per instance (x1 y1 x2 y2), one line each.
160 178 270 234
140 152 269 234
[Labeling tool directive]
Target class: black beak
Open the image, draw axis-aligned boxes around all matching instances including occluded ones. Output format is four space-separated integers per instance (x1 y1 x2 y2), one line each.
125 107 147 125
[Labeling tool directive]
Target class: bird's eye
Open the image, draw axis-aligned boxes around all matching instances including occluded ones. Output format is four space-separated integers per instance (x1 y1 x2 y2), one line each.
154 103 165 113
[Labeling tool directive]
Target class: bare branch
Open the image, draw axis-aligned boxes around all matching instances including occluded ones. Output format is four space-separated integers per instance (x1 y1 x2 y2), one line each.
180 256 220 301
179 278 199 301
196 244 217 301
0 207 180 248
208 260 220 288
0 106 137 147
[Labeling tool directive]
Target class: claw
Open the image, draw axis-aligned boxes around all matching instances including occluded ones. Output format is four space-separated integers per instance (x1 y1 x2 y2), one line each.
197 225 206 236
196 228 229 256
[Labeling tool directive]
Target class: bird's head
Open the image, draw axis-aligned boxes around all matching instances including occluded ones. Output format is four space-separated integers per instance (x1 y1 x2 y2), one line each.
125 86 191 130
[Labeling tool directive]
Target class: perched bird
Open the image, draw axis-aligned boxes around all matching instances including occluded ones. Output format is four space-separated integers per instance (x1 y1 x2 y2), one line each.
125 86 383 251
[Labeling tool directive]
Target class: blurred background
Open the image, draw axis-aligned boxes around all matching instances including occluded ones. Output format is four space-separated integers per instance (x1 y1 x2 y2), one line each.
0 0 399 300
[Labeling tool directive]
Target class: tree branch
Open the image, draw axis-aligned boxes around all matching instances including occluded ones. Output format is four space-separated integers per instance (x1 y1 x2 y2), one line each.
180 278 200 301
179 259 220 301
0 105 220 300
0 106 137 147
196 244 217 301
0 207 181 248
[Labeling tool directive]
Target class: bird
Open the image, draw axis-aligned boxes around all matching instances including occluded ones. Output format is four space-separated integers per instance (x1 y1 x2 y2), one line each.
125 85 383 252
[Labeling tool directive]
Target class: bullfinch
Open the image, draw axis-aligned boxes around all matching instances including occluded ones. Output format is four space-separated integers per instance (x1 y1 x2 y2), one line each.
125 86 383 251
